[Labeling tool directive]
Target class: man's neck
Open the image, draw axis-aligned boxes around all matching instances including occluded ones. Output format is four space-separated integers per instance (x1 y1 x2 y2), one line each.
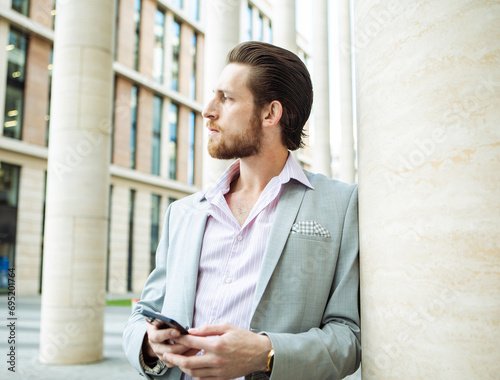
224 148 289 227
233 149 289 195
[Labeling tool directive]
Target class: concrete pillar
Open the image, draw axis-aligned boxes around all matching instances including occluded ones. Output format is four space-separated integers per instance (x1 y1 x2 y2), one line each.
355 1 500 378
16 167 45 295
338 0 355 183
202 0 241 188
108 185 130 294
272 0 297 53
273 0 301 162
39 0 114 364
131 190 151 292
311 0 332 177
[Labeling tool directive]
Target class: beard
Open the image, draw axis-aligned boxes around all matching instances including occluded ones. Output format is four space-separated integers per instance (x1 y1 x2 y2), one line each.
207 113 263 160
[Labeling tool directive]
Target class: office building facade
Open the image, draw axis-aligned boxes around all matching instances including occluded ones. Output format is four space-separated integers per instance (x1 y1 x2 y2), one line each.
0 0 313 296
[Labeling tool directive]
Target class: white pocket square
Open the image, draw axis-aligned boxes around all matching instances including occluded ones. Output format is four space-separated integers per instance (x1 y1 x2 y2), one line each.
291 221 331 238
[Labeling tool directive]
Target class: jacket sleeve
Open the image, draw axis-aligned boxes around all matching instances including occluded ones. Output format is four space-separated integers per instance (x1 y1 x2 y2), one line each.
263 186 361 380
122 206 177 379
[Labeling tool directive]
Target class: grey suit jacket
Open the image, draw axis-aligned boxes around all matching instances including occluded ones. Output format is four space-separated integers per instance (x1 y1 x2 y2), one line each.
123 170 361 380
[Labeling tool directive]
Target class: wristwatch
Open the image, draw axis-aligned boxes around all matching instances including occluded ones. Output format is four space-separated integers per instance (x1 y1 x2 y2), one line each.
266 348 275 373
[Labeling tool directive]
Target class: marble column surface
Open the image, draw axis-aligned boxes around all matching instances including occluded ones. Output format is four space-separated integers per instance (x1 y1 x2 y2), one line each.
39 0 114 364
312 0 332 177
355 0 500 378
272 0 297 53
202 0 241 188
338 0 356 184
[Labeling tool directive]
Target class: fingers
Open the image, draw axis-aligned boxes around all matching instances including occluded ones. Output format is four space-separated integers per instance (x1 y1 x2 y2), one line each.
188 323 233 337
144 322 194 368
172 323 233 353
145 322 178 344
164 350 231 380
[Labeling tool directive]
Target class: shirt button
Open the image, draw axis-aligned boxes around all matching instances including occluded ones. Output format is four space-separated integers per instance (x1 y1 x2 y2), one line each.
237 235 242 241
225 277 232 284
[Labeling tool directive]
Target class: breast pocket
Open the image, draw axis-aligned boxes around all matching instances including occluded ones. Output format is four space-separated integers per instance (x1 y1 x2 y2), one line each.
263 234 340 331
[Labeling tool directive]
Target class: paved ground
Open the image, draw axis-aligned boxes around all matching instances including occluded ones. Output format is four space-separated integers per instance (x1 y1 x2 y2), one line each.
0 295 361 379
0 295 140 380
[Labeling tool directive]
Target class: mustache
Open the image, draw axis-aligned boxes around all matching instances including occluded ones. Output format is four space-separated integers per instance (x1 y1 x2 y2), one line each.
206 121 221 131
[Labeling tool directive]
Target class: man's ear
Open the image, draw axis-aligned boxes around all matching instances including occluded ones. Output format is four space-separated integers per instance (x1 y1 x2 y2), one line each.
262 100 283 128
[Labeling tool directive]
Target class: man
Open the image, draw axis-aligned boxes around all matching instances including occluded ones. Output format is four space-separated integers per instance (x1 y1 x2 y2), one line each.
123 41 360 380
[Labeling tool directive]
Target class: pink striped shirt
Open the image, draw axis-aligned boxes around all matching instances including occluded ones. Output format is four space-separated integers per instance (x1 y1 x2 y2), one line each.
183 154 311 380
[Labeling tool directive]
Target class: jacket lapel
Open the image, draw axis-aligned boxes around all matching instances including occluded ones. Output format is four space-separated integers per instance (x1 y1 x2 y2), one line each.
182 197 209 324
250 180 308 316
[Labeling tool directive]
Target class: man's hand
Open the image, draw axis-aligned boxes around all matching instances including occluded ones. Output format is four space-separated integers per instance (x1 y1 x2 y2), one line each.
163 323 272 380
143 320 200 368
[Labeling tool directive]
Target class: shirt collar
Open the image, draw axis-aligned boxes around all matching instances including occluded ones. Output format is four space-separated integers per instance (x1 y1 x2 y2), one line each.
200 153 313 202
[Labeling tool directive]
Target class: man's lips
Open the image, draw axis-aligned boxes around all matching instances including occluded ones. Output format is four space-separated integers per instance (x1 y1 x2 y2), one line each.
206 122 220 135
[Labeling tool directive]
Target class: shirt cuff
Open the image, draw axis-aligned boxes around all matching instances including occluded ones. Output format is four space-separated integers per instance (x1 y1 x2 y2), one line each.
139 349 168 376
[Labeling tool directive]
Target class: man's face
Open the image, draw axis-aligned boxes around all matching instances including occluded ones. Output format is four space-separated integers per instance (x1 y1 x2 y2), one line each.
203 63 263 160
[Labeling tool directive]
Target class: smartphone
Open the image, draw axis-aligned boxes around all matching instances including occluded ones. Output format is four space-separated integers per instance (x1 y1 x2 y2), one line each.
141 309 189 335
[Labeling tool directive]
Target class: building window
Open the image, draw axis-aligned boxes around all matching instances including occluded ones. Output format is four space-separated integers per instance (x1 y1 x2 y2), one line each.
133 0 141 71
130 85 138 169
168 103 178 180
171 0 183 9
190 0 200 21
0 162 20 291
246 5 252 41
12 0 30 16
127 189 136 292
4 29 27 140
257 13 263 42
188 111 195 185
170 19 181 91
189 33 197 100
153 8 165 83
150 194 161 272
267 21 272 44
152 96 162 176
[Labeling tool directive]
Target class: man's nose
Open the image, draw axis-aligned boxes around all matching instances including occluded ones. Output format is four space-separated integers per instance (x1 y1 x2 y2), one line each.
202 98 217 119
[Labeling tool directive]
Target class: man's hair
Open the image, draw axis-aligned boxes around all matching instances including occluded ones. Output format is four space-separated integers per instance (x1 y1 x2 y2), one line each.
227 41 313 150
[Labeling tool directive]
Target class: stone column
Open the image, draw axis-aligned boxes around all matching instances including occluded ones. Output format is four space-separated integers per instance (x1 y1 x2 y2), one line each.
312 0 332 177
272 0 297 53
202 0 241 188
355 1 500 379
39 0 114 364
273 0 301 162
338 0 355 183
16 167 45 295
